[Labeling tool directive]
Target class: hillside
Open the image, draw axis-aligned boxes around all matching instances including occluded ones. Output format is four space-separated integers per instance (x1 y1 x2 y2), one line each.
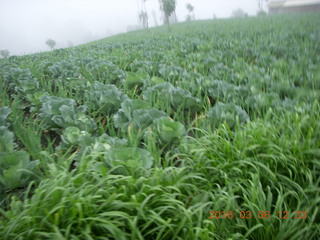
0 13 320 239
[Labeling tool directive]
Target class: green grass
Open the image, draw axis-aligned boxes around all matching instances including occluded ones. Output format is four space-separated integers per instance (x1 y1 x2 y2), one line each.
0 13 320 239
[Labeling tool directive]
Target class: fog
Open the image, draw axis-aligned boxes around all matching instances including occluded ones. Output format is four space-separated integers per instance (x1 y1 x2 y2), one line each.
0 0 261 56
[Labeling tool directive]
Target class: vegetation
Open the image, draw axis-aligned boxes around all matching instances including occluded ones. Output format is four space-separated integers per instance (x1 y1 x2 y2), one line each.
0 50 10 59
0 13 320 239
186 3 194 21
45 39 56 50
159 0 177 25
138 0 149 29
231 8 248 18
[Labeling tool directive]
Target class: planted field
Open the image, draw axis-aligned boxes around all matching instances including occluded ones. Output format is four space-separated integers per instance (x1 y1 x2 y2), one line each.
0 14 319 239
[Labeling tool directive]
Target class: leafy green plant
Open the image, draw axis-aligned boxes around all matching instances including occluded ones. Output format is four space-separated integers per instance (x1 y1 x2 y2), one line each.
207 102 249 129
0 107 39 194
61 126 92 145
83 82 129 114
38 95 97 132
3 67 39 95
102 147 154 175
123 71 148 89
0 107 16 152
85 59 126 84
114 99 167 130
48 60 81 79
152 117 186 145
0 151 38 190
143 82 200 111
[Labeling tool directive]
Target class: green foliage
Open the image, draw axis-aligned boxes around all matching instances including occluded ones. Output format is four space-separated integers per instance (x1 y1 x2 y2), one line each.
143 82 200 111
85 59 126 84
0 151 37 190
123 71 148 89
48 60 81 79
103 147 154 174
0 107 39 194
61 126 91 145
0 49 10 59
3 67 39 94
45 39 56 50
38 95 97 132
207 102 249 129
0 126 16 152
152 117 186 145
160 0 176 25
83 82 129 114
0 107 16 152
114 99 167 130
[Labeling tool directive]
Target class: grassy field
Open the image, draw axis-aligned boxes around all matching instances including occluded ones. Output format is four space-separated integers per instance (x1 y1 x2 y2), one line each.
0 13 319 239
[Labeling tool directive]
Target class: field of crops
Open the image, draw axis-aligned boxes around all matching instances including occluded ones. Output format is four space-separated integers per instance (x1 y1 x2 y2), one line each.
0 13 319 239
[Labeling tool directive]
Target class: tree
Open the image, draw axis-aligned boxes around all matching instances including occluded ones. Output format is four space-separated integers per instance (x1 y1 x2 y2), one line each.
139 11 148 29
137 0 148 29
186 3 194 21
257 0 269 13
0 50 10 58
45 39 56 50
152 10 159 26
159 0 176 26
231 8 248 18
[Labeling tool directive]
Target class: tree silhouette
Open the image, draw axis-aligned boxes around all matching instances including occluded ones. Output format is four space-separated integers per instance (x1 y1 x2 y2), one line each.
159 0 176 26
186 3 194 21
45 39 56 50
0 50 10 58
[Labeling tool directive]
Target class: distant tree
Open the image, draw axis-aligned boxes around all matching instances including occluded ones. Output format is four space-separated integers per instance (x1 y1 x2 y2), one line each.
257 10 267 16
67 41 74 48
257 0 269 12
0 49 10 58
139 11 149 29
45 39 56 50
186 3 194 21
127 24 142 32
231 8 248 18
137 0 148 29
152 10 159 26
159 0 176 26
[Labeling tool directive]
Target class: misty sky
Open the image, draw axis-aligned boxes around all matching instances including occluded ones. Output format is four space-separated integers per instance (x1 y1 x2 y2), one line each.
0 0 262 55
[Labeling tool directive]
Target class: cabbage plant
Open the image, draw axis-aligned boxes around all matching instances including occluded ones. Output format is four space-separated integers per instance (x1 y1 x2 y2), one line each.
102 147 154 175
207 102 249 129
152 117 186 145
143 82 200 110
0 151 38 190
0 107 38 192
83 82 129 114
38 96 97 132
114 99 167 130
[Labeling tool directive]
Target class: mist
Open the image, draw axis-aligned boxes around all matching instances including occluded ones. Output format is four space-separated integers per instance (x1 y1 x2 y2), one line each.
0 0 260 56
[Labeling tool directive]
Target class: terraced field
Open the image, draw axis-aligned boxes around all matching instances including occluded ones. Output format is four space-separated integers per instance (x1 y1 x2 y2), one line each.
0 13 319 239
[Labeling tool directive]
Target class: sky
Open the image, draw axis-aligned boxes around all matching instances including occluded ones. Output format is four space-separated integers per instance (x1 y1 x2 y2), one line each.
0 0 263 55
